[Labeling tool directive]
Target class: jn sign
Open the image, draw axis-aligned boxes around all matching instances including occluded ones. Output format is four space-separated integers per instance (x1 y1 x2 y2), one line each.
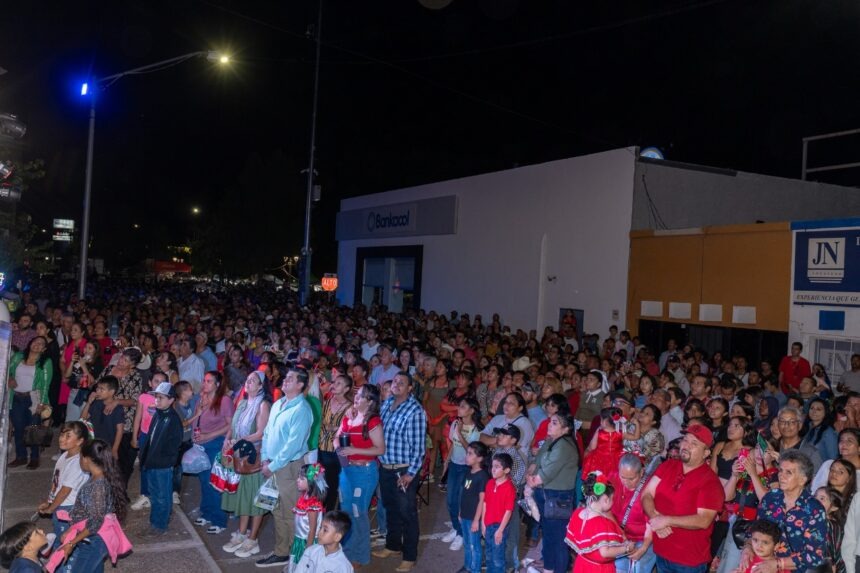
793 224 860 307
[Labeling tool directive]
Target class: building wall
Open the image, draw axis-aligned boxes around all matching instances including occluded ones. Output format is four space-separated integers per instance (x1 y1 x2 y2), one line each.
626 222 792 334
632 159 860 230
789 219 860 383
337 148 637 334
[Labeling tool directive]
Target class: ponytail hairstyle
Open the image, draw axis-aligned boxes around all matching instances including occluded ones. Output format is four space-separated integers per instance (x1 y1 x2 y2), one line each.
600 407 624 431
358 384 381 440
459 396 484 431
0 521 40 568
301 463 329 505
582 470 614 504
81 439 129 523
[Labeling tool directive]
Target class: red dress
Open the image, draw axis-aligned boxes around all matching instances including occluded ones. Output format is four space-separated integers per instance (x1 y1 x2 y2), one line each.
565 507 625 573
581 429 623 478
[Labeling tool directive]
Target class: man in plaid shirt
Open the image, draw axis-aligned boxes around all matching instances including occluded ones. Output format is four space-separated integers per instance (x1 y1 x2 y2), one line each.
372 372 427 572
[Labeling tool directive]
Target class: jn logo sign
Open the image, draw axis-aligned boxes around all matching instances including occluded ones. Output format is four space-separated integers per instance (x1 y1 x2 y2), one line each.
807 238 845 284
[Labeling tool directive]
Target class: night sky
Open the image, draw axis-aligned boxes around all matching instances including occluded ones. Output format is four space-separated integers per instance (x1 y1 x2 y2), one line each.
2 0 859 274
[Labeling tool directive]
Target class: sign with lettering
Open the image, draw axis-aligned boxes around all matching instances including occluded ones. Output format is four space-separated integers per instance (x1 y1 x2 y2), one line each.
336 195 457 240
792 221 860 307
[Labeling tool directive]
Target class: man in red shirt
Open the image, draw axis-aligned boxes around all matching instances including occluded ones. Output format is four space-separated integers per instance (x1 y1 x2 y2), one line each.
610 453 656 573
778 342 812 394
641 424 724 573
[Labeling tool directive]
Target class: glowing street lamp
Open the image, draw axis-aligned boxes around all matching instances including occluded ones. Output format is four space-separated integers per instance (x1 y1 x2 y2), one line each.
191 206 201 215
77 50 230 299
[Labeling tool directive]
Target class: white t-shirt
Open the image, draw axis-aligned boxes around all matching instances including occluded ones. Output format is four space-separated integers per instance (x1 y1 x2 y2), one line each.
361 342 380 362
50 452 89 507
14 363 36 393
294 543 353 573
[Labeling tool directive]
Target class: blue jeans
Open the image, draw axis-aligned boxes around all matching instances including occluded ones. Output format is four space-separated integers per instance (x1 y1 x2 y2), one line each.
446 463 468 536
137 433 149 496
656 555 708 573
52 505 74 549
10 394 39 461
147 467 174 530
196 437 227 527
535 487 574 573
460 517 482 573
340 463 379 565
484 523 508 573
61 534 107 572
375 483 387 533
616 542 657 573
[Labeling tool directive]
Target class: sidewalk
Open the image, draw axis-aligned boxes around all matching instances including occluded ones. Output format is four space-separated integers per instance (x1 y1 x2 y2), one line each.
3 440 470 572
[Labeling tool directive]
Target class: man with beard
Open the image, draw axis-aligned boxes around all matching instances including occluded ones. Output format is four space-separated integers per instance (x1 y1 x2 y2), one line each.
641 425 724 573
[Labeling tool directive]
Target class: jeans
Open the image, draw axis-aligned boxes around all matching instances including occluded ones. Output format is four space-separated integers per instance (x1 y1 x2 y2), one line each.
10 394 39 461
535 487 574 573
375 483 387 533
379 467 421 562
61 534 107 572
484 523 508 573
147 467 174 530
446 463 468 536
196 436 227 527
137 433 149 496
616 542 657 573
656 555 708 573
340 463 379 565
460 517 482 573
65 390 83 422
52 505 74 549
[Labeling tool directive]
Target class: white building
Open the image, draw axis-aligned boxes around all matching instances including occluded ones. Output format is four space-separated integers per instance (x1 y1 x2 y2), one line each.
336 148 637 334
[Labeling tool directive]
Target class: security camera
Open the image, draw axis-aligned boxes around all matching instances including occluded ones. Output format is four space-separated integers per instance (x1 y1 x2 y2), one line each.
0 112 27 139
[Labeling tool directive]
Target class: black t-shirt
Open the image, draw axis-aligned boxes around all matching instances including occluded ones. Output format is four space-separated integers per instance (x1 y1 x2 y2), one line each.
459 468 490 520
89 400 125 446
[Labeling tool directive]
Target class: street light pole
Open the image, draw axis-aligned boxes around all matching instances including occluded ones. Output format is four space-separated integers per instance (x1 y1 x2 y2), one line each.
77 50 229 300
300 0 323 306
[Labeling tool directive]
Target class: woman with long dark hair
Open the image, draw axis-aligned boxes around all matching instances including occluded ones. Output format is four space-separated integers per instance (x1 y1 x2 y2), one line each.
59 438 130 572
7 335 52 469
190 370 234 534
802 397 838 462
318 373 354 511
336 383 385 568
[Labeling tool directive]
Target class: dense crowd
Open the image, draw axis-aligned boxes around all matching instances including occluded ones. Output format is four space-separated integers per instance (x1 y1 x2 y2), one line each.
1 281 859 573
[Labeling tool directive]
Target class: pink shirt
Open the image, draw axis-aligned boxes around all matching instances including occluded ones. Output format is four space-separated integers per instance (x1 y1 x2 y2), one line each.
198 396 235 435
138 394 156 434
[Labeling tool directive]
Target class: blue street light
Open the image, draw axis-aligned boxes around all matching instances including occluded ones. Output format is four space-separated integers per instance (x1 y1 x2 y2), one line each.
75 50 230 300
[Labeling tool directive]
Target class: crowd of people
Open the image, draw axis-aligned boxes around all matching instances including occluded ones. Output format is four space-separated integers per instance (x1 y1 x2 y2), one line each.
1 281 859 573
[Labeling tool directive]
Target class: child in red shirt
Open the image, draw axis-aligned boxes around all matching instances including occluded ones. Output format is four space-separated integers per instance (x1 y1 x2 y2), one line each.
740 519 781 573
481 453 516 573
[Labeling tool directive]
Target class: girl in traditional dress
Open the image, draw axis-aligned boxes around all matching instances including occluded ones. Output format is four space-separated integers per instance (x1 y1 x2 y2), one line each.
581 408 624 478
288 463 328 572
565 472 635 573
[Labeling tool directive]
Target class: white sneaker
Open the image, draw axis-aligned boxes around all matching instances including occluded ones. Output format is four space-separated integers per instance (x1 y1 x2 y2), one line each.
222 532 247 553
441 528 458 543
449 535 463 551
173 492 181 505
234 538 260 558
131 495 151 510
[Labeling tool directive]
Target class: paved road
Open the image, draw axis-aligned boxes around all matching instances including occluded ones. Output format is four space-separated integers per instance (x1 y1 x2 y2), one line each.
4 440 533 572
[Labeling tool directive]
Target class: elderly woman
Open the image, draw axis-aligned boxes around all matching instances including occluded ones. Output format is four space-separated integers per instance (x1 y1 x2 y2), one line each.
741 450 828 573
221 371 272 558
526 413 580 573
610 453 656 573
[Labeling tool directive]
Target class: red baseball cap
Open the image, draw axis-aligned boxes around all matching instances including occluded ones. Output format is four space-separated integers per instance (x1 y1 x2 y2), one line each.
684 424 714 448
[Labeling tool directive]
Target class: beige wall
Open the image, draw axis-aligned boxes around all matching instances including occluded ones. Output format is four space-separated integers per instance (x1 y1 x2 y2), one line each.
627 222 791 335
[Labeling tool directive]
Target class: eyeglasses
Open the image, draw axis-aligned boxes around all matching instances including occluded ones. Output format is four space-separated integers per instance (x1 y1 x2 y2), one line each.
777 419 799 426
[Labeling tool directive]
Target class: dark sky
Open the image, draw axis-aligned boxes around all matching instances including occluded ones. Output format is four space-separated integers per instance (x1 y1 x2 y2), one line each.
2 0 859 273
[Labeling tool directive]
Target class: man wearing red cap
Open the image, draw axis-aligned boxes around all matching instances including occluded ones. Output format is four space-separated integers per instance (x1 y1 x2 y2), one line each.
641 424 724 573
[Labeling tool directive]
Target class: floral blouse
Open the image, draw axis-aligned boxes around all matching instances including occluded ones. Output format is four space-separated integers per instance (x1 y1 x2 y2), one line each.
756 489 827 569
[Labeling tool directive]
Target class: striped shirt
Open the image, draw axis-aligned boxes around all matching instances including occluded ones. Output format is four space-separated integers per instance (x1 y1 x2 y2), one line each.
379 395 427 477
